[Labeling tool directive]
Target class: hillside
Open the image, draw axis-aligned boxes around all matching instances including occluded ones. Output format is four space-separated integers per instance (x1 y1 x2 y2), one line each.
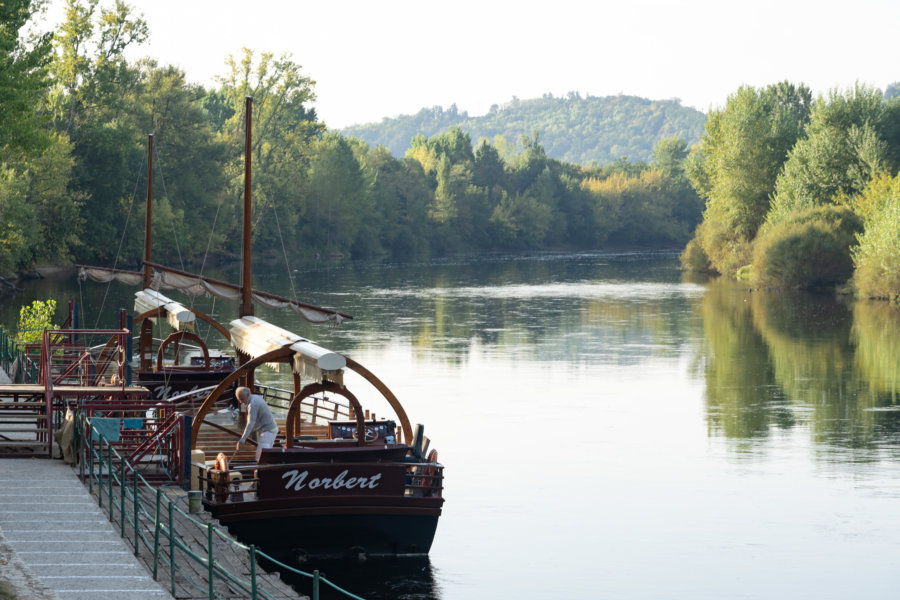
340 94 707 164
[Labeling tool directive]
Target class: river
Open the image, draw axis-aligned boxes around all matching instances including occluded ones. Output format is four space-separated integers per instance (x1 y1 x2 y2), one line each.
2 251 900 599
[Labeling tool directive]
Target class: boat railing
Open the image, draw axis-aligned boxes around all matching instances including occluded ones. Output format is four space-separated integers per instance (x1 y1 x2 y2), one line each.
258 383 353 425
72 411 367 600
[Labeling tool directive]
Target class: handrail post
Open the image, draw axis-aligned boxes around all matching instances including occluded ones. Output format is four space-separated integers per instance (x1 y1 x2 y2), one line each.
75 413 83 481
107 444 114 522
250 544 258 600
168 500 175 596
313 569 320 600
96 433 102 506
120 459 126 536
88 421 94 495
133 467 140 556
207 522 214 599
153 488 161 580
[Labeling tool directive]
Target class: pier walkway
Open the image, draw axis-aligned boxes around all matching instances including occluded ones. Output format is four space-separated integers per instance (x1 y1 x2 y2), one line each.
0 457 173 600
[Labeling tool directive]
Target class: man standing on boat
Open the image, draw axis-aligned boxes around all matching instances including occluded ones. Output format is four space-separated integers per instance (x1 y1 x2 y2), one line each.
235 386 278 461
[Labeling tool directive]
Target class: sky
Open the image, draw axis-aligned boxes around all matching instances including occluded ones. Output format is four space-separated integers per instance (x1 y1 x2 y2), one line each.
42 0 900 129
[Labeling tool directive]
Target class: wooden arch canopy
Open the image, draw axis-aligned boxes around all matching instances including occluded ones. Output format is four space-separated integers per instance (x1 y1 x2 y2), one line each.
189 349 413 449
156 330 209 370
343 356 412 444
285 382 366 447
190 346 293 447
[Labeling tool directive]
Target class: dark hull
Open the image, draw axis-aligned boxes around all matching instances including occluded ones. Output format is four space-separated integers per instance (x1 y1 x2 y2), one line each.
206 496 442 558
221 512 440 558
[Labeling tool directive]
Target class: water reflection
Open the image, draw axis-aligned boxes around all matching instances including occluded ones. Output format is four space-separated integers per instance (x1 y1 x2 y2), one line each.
698 279 900 458
4 254 900 598
269 556 441 600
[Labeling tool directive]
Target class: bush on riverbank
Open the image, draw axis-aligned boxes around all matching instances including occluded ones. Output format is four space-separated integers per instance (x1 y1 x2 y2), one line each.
751 205 862 288
852 174 900 301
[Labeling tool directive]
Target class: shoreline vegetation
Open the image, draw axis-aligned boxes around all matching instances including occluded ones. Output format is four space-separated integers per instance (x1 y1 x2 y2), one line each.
1 1 898 302
681 82 900 302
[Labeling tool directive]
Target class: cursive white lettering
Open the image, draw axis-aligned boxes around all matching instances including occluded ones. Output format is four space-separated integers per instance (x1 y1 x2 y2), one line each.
281 469 308 491
280 469 383 492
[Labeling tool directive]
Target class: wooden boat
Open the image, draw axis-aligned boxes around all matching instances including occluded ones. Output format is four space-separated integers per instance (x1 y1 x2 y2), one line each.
85 97 444 558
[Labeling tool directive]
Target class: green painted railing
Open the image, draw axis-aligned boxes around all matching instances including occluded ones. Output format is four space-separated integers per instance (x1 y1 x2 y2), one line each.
0 327 39 383
74 411 365 600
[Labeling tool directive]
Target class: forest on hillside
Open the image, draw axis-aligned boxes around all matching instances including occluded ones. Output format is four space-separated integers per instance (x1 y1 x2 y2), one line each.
0 0 702 275
340 95 707 165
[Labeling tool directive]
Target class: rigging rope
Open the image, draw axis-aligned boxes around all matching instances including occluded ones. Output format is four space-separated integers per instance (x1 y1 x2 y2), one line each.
152 143 186 272
94 151 145 330
271 200 300 304
195 192 225 347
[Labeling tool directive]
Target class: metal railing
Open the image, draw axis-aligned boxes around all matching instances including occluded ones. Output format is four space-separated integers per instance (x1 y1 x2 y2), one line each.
74 411 367 600
0 327 39 383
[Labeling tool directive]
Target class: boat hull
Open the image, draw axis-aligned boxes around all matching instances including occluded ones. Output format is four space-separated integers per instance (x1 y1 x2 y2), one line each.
224 512 439 558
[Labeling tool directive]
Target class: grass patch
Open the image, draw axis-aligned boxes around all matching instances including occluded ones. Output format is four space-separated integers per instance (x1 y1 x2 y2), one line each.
0 579 17 600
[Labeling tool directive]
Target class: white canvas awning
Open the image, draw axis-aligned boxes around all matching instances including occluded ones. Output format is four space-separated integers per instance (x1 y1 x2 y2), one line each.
134 289 196 331
229 316 345 383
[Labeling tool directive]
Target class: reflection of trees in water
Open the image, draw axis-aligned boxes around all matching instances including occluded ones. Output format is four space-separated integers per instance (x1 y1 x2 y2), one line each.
699 278 900 455
698 280 788 445
852 302 900 402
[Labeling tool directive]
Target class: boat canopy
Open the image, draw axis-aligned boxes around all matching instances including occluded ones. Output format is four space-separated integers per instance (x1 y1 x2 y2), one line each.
230 316 346 384
134 289 196 330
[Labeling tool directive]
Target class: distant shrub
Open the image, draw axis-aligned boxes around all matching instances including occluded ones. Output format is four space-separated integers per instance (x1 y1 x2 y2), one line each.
852 174 900 300
680 237 711 272
751 205 862 288
687 219 750 277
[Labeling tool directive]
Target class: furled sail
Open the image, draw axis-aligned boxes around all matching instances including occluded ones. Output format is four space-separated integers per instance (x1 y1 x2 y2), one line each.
230 316 345 384
78 263 352 325
134 289 196 331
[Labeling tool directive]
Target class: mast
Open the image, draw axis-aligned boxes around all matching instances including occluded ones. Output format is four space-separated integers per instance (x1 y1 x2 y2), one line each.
143 134 153 288
241 96 254 318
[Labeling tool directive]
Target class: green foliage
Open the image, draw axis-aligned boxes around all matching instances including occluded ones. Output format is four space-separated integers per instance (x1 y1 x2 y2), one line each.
679 237 711 272
686 82 811 276
852 173 900 300
751 206 862 288
219 48 323 256
16 299 56 345
581 168 696 246
304 133 370 255
343 95 706 165
0 0 54 161
768 84 899 225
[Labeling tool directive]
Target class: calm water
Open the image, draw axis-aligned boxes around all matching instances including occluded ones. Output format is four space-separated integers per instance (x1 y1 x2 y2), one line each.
3 252 900 599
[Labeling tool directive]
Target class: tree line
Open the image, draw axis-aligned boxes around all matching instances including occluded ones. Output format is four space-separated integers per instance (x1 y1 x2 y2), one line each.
682 81 900 301
0 0 702 275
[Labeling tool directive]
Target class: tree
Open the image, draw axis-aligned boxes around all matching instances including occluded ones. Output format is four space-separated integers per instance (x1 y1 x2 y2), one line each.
16 299 56 345
304 133 369 256
684 82 812 274
0 0 54 161
218 48 323 255
651 137 688 176
768 84 900 225
47 0 149 261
